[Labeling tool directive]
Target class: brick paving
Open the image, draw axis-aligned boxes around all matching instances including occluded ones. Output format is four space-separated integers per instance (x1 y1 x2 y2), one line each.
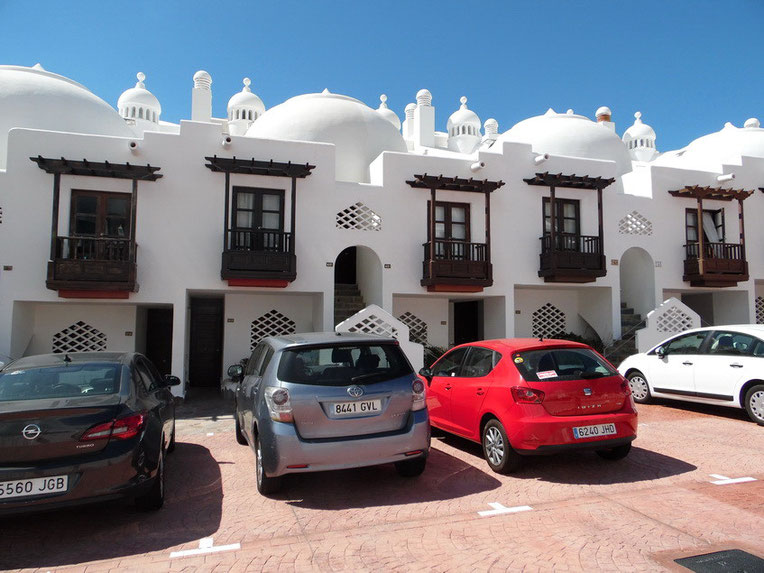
1 394 762 572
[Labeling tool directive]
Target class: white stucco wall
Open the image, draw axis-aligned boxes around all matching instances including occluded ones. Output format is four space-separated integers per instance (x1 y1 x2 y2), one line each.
392 295 449 347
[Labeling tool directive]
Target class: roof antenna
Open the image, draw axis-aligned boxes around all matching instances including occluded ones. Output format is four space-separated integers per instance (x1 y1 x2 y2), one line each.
64 353 72 363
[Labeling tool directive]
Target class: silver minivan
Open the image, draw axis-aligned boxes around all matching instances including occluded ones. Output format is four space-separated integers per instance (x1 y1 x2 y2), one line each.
229 332 430 494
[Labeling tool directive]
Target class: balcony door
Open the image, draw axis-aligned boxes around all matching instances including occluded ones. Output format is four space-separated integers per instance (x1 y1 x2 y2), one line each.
231 187 284 251
428 201 470 259
543 197 580 251
69 190 131 261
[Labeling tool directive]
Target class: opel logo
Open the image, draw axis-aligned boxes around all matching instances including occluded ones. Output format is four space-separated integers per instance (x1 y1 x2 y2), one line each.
347 385 364 398
22 424 41 440
583 388 592 396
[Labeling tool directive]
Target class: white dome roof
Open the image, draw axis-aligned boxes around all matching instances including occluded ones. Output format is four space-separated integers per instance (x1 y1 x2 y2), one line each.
498 108 632 175
118 73 160 110
227 78 265 116
623 112 655 141
681 119 764 164
376 94 401 131
447 97 481 130
247 90 408 182
0 65 134 168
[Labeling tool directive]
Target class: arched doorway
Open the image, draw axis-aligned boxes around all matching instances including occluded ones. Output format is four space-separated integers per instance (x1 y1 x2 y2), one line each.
620 247 655 318
333 246 383 327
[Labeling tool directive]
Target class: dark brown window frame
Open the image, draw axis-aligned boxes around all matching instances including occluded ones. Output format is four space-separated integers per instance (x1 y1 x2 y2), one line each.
542 197 580 237
231 186 285 233
426 200 471 242
685 207 725 244
70 189 131 238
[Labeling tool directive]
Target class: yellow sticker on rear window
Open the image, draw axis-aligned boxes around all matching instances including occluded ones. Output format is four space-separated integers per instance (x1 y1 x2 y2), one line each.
514 356 524 363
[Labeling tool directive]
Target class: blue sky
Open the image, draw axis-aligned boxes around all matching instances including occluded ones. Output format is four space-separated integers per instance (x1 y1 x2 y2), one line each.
1 0 762 151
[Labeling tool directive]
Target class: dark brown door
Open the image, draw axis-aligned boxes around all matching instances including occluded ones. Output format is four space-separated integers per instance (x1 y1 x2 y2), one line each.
145 308 173 375
454 301 482 346
189 298 224 387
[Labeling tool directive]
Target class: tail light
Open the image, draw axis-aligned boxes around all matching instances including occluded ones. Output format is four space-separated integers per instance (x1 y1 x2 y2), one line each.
265 386 293 422
511 386 545 404
621 378 637 407
81 413 145 441
412 378 426 411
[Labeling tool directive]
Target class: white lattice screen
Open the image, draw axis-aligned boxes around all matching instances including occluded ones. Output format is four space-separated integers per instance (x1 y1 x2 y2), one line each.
346 313 398 338
532 303 566 339
250 310 296 350
52 321 107 353
336 202 382 231
756 296 764 325
399 312 428 345
656 306 695 333
618 211 652 235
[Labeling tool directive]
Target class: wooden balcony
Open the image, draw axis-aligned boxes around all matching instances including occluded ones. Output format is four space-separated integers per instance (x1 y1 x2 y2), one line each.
422 240 492 292
222 229 296 286
683 241 748 287
47 236 136 293
539 233 606 283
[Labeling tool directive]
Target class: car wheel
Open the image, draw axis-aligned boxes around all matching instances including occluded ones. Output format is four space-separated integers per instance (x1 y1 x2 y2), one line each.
744 384 764 426
167 421 176 454
596 443 632 461
395 456 427 477
482 419 522 474
135 448 165 511
255 435 282 495
235 413 247 445
627 371 652 404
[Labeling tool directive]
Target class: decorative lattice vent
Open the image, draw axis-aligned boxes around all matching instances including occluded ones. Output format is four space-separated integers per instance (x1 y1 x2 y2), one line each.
756 296 764 325
52 321 107 353
656 306 695 333
618 211 652 236
532 303 566 339
250 310 296 350
336 202 382 231
399 312 427 345
347 314 398 338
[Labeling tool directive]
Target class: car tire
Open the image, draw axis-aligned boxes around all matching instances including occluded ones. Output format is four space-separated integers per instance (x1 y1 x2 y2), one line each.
627 371 652 404
255 435 282 495
235 413 247 445
135 447 165 511
395 456 427 477
482 419 522 474
596 443 632 461
167 421 176 454
744 384 764 426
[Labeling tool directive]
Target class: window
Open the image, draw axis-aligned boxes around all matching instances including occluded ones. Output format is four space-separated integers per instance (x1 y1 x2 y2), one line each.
543 197 580 250
0 363 121 401
231 187 285 251
427 201 470 259
245 344 267 376
461 347 501 378
512 348 616 382
685 208 724 244
135 357 160 393
431 347 469 377
658 331 709 356
71 190 130 238
707 331 757 356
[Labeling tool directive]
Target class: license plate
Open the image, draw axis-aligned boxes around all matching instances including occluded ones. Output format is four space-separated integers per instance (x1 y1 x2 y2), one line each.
572 423 616 439
0 475 69 500
331 399 382 416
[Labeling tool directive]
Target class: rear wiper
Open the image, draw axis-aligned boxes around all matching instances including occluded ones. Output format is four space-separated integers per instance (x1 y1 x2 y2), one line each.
351 372 387 383
580 371 606 379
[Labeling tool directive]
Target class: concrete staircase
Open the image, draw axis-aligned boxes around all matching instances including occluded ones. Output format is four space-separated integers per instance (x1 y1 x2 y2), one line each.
334 283 366 326
604 302 644 365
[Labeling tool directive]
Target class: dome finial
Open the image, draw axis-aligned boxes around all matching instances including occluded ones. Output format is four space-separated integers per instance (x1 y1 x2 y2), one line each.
242 77 252 92
744 117 760 128
634 111 642 122
379 94 388 108
135 72 146 89
460 96 468 108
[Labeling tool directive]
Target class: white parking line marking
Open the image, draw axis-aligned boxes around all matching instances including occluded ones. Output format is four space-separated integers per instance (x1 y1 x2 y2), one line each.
169 537 241 558
709 474 757 485
207 432 214 436
478 502 533 517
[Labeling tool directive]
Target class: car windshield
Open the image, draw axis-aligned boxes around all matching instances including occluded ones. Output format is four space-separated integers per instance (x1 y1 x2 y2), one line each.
0 363 121 401
512 348 617 382
277 343 413 386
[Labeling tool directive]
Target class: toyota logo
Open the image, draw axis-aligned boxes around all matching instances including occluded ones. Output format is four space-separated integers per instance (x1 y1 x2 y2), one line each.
22 424 41 440
347 385 364 398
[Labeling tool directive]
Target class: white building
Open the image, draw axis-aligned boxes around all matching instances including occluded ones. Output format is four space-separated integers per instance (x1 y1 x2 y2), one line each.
0 64 762 396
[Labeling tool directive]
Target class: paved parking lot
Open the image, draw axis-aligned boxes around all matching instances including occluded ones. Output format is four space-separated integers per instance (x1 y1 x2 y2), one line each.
1 394 762 572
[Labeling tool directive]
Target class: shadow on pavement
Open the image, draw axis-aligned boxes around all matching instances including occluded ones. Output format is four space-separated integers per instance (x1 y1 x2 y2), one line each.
174 386 233 421
436 432 696 485
0 442 223 570
651 398 752 424
283 446 501 510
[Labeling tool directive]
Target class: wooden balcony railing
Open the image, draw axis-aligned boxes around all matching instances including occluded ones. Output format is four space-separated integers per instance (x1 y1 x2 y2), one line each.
682 241 748 287
538 233 605 283
421 240 492 290
47 236 136 292
222 229 296 282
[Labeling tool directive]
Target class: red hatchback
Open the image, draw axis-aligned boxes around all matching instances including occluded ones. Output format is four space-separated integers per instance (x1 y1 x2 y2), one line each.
420 339 637 473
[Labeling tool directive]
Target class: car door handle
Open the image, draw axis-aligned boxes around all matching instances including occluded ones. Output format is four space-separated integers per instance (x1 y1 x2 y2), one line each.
730 363 744 368
682 361 693 366
444 385 452 390
476 388 485 396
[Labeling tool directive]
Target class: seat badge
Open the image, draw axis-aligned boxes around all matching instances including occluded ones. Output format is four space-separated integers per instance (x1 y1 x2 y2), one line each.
347 385 364 398
22 424 42 440
583 388 592 396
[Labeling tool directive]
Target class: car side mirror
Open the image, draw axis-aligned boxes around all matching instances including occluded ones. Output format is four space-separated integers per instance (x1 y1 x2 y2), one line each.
228 364 244 382
656 347 666 358
418 367 433 386
164 375 181 387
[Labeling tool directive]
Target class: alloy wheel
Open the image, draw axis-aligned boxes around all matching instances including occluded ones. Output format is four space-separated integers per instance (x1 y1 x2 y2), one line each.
484 426 505 466
628 374 649 402
749 389 764 422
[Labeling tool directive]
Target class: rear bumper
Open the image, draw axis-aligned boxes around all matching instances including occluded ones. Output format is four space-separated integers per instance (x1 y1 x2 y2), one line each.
0 439 157 515
505 409 638 453
260 409 431 477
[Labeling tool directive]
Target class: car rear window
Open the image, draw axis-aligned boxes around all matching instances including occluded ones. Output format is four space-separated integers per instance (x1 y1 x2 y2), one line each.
512 348 617 382
277 343 413 386
0 363 121 401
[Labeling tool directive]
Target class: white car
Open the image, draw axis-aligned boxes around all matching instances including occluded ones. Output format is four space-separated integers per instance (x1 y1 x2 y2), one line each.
618 325 764 426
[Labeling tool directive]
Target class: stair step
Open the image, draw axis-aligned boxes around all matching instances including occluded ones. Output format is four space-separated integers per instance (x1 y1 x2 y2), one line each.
621 307 635 315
